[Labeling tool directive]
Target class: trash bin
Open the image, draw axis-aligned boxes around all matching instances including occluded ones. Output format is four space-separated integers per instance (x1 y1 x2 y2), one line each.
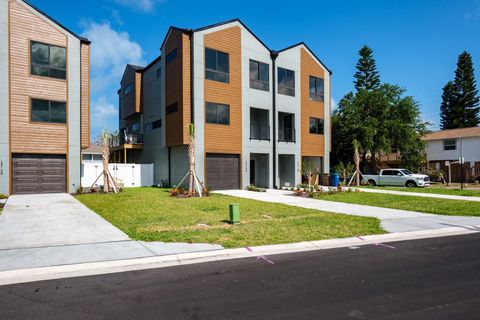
229 203 240 224
329 173 340 187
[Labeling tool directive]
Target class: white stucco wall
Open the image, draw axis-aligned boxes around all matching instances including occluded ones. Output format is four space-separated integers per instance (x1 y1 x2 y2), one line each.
0 0 9 195
426 137 480 162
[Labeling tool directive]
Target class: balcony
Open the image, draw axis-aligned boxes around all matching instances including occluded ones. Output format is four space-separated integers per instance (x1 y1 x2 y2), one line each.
110 133 144 149
250 125 270 141
278 128 296 143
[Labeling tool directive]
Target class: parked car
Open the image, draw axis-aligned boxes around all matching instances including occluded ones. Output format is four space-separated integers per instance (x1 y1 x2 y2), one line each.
363 169 430 188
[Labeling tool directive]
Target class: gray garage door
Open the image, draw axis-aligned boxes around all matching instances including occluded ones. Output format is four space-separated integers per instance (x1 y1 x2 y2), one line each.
206 154 240 190
12 154 66 194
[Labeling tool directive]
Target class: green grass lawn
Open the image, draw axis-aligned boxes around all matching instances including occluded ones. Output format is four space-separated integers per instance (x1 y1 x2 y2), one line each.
316 192 480 217
359 186 480 197
76 188 384 248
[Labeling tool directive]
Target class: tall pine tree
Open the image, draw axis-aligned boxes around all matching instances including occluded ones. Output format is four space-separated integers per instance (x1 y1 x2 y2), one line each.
440 51 479 129
354 45 381 91
440 81 456 129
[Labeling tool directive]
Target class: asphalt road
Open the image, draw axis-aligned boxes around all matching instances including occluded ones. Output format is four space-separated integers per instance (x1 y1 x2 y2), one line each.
1 234 480 319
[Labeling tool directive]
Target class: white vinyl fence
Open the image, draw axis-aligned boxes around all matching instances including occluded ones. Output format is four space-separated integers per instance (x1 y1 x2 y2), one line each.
81 163 154 188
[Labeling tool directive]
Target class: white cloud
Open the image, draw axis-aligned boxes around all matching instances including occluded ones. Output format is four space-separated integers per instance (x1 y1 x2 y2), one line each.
91 96 118 133
82 21 144 87
331 98 338 111
465 0 480 20
112 0 165 13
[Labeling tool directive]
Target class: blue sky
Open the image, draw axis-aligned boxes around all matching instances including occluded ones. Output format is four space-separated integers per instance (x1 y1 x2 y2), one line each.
29 0 480 139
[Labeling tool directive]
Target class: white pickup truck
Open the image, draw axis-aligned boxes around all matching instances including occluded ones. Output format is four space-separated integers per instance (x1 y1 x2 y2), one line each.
363 169 430 188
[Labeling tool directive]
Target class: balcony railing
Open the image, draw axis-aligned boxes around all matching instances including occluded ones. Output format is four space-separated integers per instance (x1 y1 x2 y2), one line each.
278 128 296 143
250 125 270 141
110 133 143 149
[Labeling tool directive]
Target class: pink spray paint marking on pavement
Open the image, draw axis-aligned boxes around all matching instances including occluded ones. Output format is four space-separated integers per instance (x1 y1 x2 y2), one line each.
356 236 365 241
245 246 253 252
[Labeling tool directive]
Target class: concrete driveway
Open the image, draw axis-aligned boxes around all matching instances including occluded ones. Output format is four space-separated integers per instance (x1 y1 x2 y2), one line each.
0 193 129 250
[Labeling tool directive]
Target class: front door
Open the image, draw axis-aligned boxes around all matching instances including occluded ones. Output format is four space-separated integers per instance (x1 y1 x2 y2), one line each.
250 159 255 185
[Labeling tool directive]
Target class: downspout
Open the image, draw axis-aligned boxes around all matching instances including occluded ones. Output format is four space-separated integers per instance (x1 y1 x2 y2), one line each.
188 29 194 124
270 51 278 188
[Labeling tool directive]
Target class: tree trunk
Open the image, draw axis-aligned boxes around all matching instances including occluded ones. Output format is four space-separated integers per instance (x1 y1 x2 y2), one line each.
103 132 110 193
354 145 360 186
188 134 195 195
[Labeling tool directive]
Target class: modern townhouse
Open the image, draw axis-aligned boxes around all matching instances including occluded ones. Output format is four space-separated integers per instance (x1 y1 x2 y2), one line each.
113 19 331 190
0 0 90 195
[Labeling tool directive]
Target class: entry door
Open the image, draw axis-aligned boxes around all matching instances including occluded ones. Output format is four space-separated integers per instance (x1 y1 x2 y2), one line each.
250 159 255 185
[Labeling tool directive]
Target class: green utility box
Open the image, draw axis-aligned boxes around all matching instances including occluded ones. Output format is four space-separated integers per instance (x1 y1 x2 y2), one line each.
229 203 240 224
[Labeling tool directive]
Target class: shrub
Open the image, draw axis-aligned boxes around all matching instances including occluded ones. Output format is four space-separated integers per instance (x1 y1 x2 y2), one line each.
246 185 266 192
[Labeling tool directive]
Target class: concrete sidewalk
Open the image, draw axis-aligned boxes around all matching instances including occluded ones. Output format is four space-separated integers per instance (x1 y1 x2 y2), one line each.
353 187 480 202
0 194 222 272
216 189 480 233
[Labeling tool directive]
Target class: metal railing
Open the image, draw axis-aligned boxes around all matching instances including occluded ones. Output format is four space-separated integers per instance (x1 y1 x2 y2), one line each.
278 128 296 143
250 125 270 141
110 133 143 148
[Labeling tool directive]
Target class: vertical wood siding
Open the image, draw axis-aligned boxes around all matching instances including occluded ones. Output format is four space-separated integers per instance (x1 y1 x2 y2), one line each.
80 43 90 148
203 26 242 154
300 48 325 157
9 0 68 154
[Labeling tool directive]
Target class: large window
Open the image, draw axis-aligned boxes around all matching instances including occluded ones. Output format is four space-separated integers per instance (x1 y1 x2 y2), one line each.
309 117 324 135
205 48 229 83
166 49 177 64
206 102 230 125
443 139 456 151
31 41 66 80
278 67 295 96
145 119 162 132
31 98 66 124
249 60 269 91
309 76 324 101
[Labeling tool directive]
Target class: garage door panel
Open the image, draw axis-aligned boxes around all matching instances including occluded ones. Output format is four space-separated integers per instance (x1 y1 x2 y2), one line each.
206 154 239 190
12 154 66 194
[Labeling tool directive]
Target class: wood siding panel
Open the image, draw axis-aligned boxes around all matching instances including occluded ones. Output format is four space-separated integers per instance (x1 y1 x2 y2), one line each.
9 0 68 154
165 29 185 147
182 33 191 145
135 71 142 113
203 26 242 155
81 43 90 149
301 48 325 157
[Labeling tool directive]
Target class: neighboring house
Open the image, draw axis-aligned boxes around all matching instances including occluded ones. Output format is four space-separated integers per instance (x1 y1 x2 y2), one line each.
82 145 103 163
0 0 90 195
113 19 332 190
424 127 480 182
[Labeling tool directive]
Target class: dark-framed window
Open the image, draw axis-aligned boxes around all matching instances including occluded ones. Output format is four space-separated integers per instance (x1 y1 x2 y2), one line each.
156 68 162 79
166 49 177 64
205 48 229 83
278 67 295 96
166 102 178 115
31 98 66 124
309 76 324 101
145 119 162 132
443 139 456 151
249 60 269 91
31 41 66 80
124 83 133 96
309 117 324 135
206 102 230 125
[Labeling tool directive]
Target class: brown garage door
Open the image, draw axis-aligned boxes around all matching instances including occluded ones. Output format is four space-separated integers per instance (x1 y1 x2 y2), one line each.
12 154 66 194
206 154 240 190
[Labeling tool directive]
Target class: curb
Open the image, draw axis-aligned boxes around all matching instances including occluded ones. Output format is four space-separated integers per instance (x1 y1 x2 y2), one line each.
0 225 479 286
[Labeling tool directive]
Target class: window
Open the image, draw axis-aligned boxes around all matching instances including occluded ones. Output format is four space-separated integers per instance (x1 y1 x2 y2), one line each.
166 49 177 64
309 76 324 101
206 102 230 125
381 170 394 176
443 139 456 151
124 84 133 96
156 68 162 79
309 117 324 135
31 41 66 80
145 119 162 132
31 98 66 124
205 48 229 83
249 60 269 91
278 67 295 96
166 102 178 115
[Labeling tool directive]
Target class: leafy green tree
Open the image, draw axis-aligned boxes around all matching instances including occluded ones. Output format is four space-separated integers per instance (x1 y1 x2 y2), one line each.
440 81 456 130
354 45 381 91
440 51 479 128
